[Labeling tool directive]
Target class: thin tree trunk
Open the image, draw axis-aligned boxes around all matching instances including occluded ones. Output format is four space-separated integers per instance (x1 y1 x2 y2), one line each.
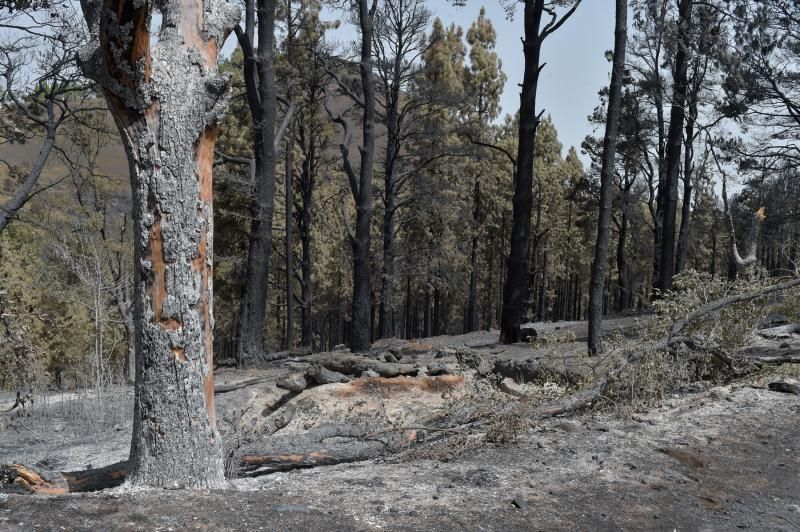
299 158 314 347
433 286 440 336
675 97 697 274
616 209 629 312
285 130 295 349
423 282 432 338
657 0 693 292
0 125 55 232
466 176 480 332
587 0 627 354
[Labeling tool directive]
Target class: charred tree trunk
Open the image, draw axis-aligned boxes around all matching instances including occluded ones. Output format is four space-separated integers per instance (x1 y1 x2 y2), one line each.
675 93 698 274
656 0 692 292
235 0 279 366
500 0 544 343
500 0 580 343
78 0 239 487
377 74 401 341
587 0 626 354
432 286 440 336
285 129 295 348
466 175 480 332
349 0 378 352
616 210 630 312
423 282 432 337
299 152 314 348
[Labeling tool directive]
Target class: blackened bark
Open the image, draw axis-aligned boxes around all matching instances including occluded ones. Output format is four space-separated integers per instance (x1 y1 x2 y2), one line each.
432 286 440 336
298 143 315 347
650 1 668 292
377 63 401 341
284 1 296 349
500 0 545 343
616 209 630 312
423 282 432 338
350 0 378 352
675 96 698 274
235 0 279 366
78 0 239 487
588 0 627 354
285 138 294 348
466 176 480 332
500 0 580 343
656 0 692 292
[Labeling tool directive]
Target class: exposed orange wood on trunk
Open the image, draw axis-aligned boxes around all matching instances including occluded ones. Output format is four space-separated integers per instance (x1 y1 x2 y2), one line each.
171 347 186 363
147 220 181 331
102 0 151 94
195 126 217 429
180 0 217 65
10 462 128 494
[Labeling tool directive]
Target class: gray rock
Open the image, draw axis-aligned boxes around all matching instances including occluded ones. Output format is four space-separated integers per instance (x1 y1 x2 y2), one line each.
435 347 456 359
383 352 399 363
360 369 380 378
519 324 538 342
427 365 454 376
511 496 528 509
306 365 351 385
277 374 310 392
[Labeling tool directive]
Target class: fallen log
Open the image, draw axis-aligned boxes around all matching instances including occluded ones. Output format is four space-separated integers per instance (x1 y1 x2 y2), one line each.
316 354 419 378
736 346 800 364
233 423 414 477
1 461 128 494
214 376 270 394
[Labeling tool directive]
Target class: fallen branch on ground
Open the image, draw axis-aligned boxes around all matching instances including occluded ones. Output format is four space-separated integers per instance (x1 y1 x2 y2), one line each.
665 277 800 342
2 461 128 494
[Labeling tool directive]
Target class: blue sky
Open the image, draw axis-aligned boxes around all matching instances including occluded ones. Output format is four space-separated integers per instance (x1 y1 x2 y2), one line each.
330 1 616 164
424 1 615 161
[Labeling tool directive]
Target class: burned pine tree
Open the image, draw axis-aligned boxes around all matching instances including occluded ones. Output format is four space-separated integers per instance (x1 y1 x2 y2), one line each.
78 0 239 486
323 0 379 352
587 0 627 355
500 0 581 344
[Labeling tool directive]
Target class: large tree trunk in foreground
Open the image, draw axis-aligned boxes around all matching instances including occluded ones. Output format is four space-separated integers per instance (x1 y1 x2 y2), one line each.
78 0 239 488
587 0 627 355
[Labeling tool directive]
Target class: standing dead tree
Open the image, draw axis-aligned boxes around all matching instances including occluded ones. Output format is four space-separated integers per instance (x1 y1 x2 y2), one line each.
321 0 379 352
77 0 240 487
587 0 627 355
500 0 581 343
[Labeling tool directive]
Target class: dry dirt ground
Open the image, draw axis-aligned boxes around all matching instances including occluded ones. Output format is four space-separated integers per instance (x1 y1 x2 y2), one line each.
1 321 799 531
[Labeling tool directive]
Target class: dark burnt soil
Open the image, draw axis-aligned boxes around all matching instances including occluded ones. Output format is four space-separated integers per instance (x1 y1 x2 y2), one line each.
1 382 799 531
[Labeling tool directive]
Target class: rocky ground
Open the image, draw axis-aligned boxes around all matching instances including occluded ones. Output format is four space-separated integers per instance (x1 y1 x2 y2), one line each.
1 317 799 530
